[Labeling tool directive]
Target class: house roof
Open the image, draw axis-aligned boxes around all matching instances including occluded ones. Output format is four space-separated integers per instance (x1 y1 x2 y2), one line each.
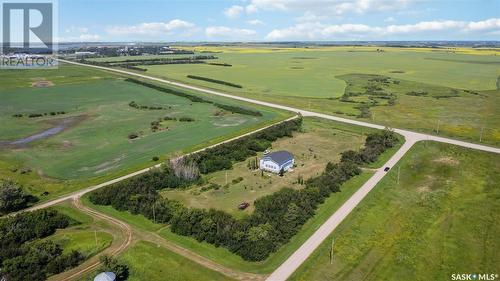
94 272 116 281
263 151 294 166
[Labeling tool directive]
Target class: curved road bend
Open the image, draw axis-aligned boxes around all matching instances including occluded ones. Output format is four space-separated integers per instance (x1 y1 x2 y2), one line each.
49 60 500 281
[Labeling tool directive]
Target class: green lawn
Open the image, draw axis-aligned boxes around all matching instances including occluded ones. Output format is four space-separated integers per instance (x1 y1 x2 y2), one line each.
121 241 234 281
133 47 500 146
81 118 402 274
44 202 114 259
290 142 500 281
0 63 288 200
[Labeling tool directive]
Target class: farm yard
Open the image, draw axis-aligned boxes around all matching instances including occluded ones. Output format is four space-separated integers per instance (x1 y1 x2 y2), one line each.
96 46 500 146
163 117 384 217
290 142 500 281
0 63 288 202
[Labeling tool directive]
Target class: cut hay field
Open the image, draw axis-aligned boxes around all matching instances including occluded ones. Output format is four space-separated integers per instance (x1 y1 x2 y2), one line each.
0 64 288 201
124 46 500 146
290 141 500 281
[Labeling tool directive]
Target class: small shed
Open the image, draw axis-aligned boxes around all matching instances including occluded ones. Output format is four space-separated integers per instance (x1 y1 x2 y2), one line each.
94 272 116 281
259 150 294 174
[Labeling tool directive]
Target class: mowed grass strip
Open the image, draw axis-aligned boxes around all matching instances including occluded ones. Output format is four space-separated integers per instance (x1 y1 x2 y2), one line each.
290 142 500 281
120 241 235 281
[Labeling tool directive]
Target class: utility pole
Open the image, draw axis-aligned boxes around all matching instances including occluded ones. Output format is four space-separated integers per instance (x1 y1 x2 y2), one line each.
436 120 440 135
225 171 228 185
94 230 98 247
480 127 484 143
397 166 401 185
153 203 156 223
330 237 335 265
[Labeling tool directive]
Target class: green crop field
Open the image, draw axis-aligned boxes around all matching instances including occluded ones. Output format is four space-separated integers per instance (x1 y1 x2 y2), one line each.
290 142 500 281
0 63 288 201
127 46 500 145
81 117 402 274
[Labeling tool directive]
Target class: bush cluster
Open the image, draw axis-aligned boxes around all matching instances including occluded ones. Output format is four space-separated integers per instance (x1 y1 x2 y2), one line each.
0 210 84 281
0 181 39 215
129 101 165 110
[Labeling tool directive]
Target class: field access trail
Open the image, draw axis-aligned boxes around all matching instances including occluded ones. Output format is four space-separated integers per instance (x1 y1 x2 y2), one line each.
48 59 500 281
48 196 133 281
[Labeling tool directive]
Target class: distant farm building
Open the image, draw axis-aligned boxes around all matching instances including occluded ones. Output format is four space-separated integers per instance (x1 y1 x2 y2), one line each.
260 150 294 174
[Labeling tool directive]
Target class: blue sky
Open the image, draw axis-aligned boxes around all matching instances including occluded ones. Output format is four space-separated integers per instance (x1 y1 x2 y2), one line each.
57 0 500 42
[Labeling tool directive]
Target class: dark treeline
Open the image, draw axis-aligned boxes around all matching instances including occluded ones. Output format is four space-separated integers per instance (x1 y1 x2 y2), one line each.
128 101 166 110
107 55 217 64
208 63 232 67
125 78 262 116
82 56 217 67
340 130 399 165
113 60 206 67
186 118 302 174
187 75 243 89
13 111 66 118
123 65 147 72
89 120 398 261
0 181 39 215
0 209 84 281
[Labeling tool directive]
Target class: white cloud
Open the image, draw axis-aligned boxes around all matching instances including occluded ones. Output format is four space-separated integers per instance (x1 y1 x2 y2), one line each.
465 18 500 32
224 5 244 18
243 0 413 16
247 19 265 26
106 19 195 36
57 33 101 42
65 26 90 34
384 16 395 22
205 26 257 39
78 34 101 41
266 18 500 40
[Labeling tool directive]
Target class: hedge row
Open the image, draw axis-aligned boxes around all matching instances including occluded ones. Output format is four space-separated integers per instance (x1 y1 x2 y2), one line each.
187 75 243 88
125 78 261 116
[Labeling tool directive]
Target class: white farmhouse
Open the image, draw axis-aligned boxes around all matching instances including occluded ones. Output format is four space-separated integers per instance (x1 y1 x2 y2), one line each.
260 150 294 174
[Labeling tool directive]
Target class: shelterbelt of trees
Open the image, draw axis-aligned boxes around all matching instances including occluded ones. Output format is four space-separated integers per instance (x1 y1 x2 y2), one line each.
125 78 262 116
90 119 399 261
187 75 243 88
0 210 85 281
